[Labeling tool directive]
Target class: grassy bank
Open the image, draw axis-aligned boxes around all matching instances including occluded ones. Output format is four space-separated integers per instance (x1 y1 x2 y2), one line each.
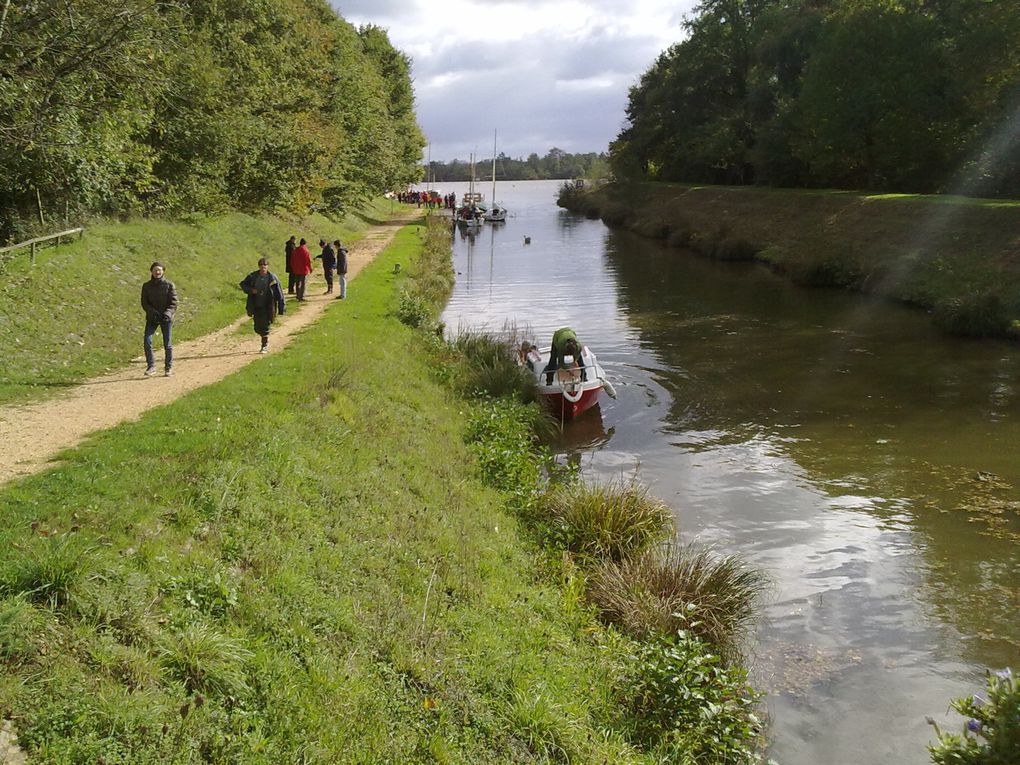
0 220 661 763
0 198 403 405
559 182 1020 338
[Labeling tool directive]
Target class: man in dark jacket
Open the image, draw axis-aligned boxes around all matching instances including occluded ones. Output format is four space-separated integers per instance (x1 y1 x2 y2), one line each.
315 239 336 294
239 257 286 353
284 235 297 294
140 261 178 377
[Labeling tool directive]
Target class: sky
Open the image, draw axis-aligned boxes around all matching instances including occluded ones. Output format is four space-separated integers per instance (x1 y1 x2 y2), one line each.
331 0 699 163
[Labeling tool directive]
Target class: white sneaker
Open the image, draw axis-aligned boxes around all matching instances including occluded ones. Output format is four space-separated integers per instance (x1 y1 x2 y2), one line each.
259 345 268 354
144 367 157 376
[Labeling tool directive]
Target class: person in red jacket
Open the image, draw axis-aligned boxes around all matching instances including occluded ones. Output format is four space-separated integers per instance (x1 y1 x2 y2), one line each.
289 238 313 301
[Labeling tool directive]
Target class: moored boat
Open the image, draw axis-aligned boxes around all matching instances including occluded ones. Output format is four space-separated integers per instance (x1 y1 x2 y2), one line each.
522 344 617 420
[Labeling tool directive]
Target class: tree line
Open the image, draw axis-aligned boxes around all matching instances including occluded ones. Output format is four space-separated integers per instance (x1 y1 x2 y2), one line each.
425 149 610 183
0 0 424 241
611 0 1020 197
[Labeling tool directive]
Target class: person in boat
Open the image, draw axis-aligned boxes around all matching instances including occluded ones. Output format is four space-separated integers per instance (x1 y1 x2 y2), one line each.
543 327 586 385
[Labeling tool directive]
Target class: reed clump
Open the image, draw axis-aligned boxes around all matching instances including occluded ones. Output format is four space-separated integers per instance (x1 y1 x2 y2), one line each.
587 545 770 662
538 481 673 563
451 325 537 403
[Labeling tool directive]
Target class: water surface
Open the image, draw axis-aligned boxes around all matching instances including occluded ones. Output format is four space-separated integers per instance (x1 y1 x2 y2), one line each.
435 180 1020 765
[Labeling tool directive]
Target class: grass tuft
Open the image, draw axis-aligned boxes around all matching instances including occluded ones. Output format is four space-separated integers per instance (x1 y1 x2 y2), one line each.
159 623 252 697
538 481 674 563
587 544 770 660
1 535 96 609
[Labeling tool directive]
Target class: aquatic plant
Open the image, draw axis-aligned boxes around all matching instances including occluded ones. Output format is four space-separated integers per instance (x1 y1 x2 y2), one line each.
928 667 1020 765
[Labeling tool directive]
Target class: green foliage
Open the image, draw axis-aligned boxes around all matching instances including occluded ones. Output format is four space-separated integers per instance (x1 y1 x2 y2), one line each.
0 0 424 232
159 623 252 697
464 398 546 510
539 482 674 563
428 149 610 183
928 669 1020 765
619 632 766 763
613 0 1020 197
587 545 770 662
450 328 537 402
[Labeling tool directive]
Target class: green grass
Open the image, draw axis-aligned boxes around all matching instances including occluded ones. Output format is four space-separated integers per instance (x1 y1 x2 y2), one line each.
0 197 408 405
0 221 654 763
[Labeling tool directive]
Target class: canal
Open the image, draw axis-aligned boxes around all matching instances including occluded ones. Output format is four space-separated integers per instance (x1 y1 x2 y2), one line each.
435 179 1020 765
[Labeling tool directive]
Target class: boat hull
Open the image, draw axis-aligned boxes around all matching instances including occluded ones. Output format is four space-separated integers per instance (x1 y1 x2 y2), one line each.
524 345 614 421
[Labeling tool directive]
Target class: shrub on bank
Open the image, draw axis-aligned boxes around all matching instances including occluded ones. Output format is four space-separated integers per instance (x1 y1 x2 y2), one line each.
617 632 765 764
452 328 536 403
928 668 1019 765
933 291 1010 337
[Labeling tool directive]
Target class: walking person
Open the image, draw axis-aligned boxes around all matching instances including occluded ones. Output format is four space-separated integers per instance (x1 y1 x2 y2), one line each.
289 238 312 301
315 239 336 294
284 235 297 294
239 257 286 353
334 239 348 299
140 261 178 377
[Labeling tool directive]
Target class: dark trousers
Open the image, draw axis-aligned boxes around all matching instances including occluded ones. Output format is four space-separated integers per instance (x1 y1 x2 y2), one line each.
323 267 334 292
252 307 272 339
294 274 307 300
287 273 296 294
144 316 173 370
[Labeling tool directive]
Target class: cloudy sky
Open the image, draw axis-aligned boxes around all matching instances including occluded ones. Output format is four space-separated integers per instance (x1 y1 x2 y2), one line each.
332 0 698 162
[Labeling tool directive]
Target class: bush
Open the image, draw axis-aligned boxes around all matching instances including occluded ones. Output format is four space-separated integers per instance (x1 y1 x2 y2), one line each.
618 631 765 763
600 202 633 228
464 398 547 511
933 291 1010 337
587 544 769 661
539 481 673 563
452 327 536 402
397 290 432 328
928 668 1019 765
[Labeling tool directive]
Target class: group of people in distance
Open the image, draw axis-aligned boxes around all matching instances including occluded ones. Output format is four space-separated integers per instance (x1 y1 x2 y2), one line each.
139 235 351 373
283 236 348 301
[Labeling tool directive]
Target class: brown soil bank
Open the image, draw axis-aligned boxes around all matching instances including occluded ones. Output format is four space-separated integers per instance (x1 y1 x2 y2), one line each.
559 182 1020 338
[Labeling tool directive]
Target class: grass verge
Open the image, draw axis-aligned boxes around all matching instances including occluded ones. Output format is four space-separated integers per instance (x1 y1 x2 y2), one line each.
0 198 407 405
0 217 653 763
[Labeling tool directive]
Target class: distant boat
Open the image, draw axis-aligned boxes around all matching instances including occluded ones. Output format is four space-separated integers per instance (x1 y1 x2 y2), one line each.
484 130 508 223
457 153 484 228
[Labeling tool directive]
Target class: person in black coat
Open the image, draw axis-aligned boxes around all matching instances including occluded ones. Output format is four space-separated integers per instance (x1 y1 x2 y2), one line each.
140 261 178 377
239 257 286 353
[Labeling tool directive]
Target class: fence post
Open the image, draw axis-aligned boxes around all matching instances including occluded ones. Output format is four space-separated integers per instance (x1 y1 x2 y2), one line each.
30 241 36 265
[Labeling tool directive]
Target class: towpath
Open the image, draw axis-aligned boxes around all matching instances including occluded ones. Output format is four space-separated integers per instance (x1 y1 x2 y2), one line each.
0 212 419 486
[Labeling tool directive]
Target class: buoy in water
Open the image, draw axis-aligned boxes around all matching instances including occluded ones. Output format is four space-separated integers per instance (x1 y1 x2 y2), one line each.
524 236 531 245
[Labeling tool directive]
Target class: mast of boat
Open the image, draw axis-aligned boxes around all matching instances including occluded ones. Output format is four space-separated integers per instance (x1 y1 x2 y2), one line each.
490 129 497 204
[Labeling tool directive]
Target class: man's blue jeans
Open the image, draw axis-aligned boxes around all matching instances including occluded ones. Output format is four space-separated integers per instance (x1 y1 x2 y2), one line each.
144 316 173 370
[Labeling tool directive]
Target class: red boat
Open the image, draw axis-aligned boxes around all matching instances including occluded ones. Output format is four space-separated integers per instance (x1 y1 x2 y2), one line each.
523 345 617 420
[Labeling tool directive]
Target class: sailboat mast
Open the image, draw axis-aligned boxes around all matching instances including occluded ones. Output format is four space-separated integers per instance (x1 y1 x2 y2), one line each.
491 130 497 202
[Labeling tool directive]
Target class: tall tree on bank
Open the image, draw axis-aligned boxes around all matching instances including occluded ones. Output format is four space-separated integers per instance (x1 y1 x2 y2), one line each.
0 0 424 239
611 0 1020 197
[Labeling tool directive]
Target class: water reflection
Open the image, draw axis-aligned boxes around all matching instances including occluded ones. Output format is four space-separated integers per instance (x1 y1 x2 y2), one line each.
439 181 1020 765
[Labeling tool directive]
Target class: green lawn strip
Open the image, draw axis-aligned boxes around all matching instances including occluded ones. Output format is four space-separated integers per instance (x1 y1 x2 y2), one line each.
0 198 408 406
0 225 646 763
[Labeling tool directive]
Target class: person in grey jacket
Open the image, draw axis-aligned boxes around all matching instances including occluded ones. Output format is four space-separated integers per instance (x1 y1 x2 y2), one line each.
140 261 178 377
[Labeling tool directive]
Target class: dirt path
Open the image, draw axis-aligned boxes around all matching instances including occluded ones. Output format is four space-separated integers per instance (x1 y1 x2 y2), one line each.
0 215 418 486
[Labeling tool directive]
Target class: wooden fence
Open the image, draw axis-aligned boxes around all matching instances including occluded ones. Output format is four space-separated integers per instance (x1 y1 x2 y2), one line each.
0 227 85 265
